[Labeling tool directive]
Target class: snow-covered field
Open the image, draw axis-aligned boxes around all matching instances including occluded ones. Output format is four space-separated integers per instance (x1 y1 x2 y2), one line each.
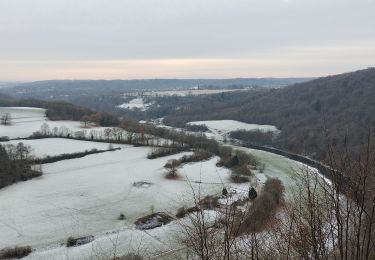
0 138 115 158
189 120 278 134
0 107 46 123
0 107 113 139
117 98 152 111
0 139 311 259
0 145 231 249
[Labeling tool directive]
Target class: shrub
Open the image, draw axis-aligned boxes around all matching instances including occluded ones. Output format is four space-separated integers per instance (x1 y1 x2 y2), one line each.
112 253 143 260
178 150 212 164
185 124 209 132
217 154 239 168
230 174 250 183
66 236 76 247
248 187 258 200
0 136 9 142
186 206 200 213
237 178 285 234
199 195 219 209
263 178 284 204
232 164 252 176
164 159 180 179
176 207 186 218
147 147 183 159
0 246 32 259
236 150 257 166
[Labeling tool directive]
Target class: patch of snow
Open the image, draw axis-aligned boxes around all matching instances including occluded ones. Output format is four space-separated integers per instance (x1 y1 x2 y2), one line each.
117 98 152 111
188 120 279 134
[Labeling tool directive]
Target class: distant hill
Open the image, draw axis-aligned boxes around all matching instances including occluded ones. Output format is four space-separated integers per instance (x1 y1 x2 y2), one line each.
0 81 25 88
164 68 375 159
0 92 12 100
3 78 312 96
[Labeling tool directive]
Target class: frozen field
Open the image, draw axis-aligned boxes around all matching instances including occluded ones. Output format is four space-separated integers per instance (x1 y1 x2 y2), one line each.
0 107 46 123
0 145 231 248
19 144 313 260
0 139 319 259
0 138 117 158
0 107 114 139
189 120 279 134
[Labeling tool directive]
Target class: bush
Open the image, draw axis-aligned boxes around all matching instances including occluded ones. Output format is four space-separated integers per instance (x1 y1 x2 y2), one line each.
66 236 76 247
0 136 9 142
0 246 32 259
230 174 250 183
232 164 252 176
112 253 143 260
186 206 200 213
237 178 285 234
199 195 219 209
236 150 257 166
176 207 186 218
185 124 209 132
178 150 212 164
147 147 183 159
217 154 239 168
263 178 284 204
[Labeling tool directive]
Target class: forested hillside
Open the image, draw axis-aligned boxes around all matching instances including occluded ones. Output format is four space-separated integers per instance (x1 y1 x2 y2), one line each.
164 68 375 160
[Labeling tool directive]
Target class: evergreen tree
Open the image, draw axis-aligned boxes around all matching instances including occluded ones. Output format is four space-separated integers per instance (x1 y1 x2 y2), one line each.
248 187 257 200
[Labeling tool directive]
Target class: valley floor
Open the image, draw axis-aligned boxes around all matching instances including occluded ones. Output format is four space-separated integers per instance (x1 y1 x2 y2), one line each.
0 108 323 259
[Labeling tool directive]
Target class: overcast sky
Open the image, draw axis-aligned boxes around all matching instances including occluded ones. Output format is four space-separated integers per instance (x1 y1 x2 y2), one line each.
0 0 374 81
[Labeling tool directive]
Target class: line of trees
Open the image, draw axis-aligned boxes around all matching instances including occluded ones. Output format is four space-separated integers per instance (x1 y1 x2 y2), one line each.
0 142 41 188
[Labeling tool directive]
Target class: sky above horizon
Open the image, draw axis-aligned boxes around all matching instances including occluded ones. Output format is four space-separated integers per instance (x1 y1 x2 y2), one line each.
0 0 374 81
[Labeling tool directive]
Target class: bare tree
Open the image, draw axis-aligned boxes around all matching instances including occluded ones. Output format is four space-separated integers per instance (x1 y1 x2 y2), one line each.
0 112 12 125
164 159 180 179
274 129 375 260
80 115 91 128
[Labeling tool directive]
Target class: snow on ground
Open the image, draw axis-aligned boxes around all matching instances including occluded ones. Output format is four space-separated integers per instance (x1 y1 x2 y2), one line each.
0 138 116 158
188 120 279 137
233 145 319 199
0 137 321 259
0 107 46 123
117 98 152 111
0 107 114 139
0 145 231 249
0 108 324 259
25 223 184 260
